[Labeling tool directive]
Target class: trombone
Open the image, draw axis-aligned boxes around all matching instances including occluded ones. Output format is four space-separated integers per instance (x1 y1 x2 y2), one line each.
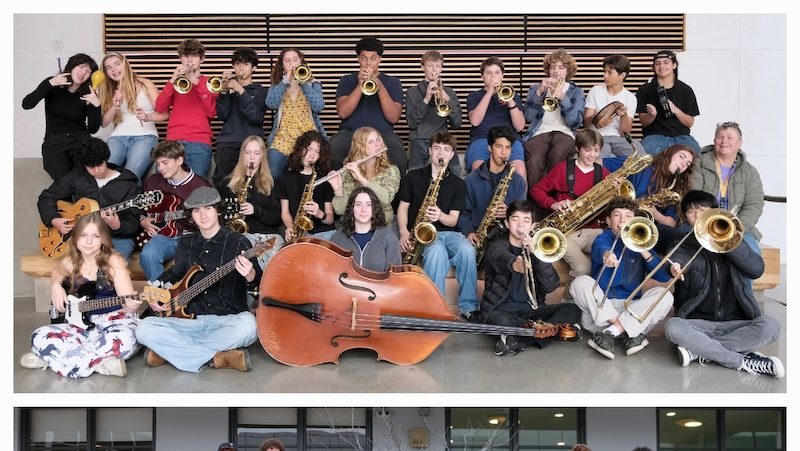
523 227 567 308
293 64 312 83
622 208 743 323
592 217 659 308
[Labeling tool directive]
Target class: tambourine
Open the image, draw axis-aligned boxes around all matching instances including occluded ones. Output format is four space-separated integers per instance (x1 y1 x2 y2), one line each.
592 101 624 129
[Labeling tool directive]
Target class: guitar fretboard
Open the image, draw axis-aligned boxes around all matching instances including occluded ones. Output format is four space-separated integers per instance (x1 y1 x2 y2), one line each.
78 294 139 312
173 241 272 309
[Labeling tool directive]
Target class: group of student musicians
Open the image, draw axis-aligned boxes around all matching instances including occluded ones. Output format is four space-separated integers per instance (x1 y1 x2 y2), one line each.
21 36 783 380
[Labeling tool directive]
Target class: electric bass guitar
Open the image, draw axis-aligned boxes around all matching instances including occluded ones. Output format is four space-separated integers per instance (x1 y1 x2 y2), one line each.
38 191 163 259
49 281 169 329
142 237 277 319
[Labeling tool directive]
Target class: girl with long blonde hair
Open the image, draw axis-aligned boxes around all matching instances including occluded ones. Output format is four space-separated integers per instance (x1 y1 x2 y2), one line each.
219 136 284 269
98 51 169 180
329 127 401 224
20 213 142 378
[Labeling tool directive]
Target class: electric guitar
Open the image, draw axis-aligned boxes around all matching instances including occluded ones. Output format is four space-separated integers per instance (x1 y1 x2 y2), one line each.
49 281 169 329
136 195 241 249
38 191 164 259
142 237 277 319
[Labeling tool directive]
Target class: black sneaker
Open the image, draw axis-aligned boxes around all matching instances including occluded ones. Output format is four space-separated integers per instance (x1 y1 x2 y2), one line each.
588 331 615 359
495 334 525 356
461 311 479 323
740 354 785 378
623 333 650 356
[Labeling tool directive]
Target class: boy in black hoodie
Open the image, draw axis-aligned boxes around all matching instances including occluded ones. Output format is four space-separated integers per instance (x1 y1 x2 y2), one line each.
664 190 783 378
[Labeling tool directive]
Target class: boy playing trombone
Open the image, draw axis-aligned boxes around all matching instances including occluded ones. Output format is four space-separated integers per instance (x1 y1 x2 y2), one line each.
569 196 673 359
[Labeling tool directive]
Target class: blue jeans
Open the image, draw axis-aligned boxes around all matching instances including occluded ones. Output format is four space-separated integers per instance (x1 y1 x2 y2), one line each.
244 232 285 270
135 312 257 373
421 231 479 314
267 148 289 181
465 138 524 174
107 134 158 181
641 134 701 155
111 237 135 261
140 234 179 281
664 316 780 369
179 141 213 179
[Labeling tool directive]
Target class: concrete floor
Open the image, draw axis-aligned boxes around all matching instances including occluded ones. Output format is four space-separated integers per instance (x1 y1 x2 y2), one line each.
13 278 787 394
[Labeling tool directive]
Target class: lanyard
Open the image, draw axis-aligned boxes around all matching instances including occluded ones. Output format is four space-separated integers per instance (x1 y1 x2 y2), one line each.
714 158 735 201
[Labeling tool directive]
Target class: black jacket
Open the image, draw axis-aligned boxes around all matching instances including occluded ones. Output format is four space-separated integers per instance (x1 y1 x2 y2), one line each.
217 179 282 234
671 235 764 320
480 231 560 314
37 163 142 239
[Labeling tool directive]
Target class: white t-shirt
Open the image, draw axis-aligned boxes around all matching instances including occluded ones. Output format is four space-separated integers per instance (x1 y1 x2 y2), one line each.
585 84 637 137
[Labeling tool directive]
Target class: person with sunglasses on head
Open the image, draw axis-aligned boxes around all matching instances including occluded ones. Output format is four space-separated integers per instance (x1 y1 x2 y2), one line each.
689 121 764 256
635 50 700 155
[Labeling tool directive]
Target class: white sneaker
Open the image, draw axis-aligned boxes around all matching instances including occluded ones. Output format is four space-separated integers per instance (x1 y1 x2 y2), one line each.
20 352 47 369
94 358 127 377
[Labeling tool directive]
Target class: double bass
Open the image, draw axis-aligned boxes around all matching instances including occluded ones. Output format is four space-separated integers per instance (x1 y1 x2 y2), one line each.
257 238 569 366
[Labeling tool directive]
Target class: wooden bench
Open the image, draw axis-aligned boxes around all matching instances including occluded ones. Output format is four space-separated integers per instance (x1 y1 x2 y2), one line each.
20 244 781 313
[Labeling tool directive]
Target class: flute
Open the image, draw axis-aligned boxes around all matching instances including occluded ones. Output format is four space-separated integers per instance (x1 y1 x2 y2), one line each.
314 148 388 187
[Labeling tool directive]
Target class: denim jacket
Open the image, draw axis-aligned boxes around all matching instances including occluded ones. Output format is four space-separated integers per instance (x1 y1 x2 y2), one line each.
522 81 585 141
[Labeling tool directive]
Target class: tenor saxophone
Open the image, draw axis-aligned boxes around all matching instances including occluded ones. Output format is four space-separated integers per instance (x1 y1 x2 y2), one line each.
403 161 448 265
475 163 516 266
637 178 681 221
291 169 317 239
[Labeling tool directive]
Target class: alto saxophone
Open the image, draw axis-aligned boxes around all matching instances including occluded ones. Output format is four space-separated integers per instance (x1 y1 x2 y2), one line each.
475 163 516 266
637 177 681 221
227 163 253 234
291 169 317 239
403 161 448 265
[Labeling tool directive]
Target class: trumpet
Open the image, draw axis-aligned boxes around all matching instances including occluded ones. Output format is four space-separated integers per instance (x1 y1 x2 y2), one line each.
593 217 659 308
621 209 743 323
361 78 378 96
495 83 515 102
522 227 567 308
293 64 312 83
542 77 566 112
432 77 451 117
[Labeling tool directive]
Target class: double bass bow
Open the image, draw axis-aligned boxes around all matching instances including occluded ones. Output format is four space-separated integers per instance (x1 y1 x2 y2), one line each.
257 238 565 366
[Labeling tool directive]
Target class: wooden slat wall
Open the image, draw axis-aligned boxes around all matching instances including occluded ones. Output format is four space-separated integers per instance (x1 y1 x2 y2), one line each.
104 14 684 148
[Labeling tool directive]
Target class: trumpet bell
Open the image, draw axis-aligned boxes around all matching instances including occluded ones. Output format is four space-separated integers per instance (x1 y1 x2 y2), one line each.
361 79 378 96
294 65 312 83
174 77 192 94
695 208 743 253
531 227 567 262
207 76 224 94
620 217 658 253
497 84 515 102
435 103 451 117
413 222 437 245
542 96 559 112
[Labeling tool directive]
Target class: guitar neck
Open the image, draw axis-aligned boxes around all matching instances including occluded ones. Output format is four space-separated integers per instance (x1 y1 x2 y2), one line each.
79 294 138 312
380 315 536 337
174 246 261 308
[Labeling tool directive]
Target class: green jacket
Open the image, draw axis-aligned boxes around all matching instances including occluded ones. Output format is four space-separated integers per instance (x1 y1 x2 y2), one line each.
689 145 764 240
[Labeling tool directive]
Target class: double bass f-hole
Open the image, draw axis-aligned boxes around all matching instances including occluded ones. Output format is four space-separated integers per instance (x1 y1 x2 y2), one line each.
338 273 376 301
